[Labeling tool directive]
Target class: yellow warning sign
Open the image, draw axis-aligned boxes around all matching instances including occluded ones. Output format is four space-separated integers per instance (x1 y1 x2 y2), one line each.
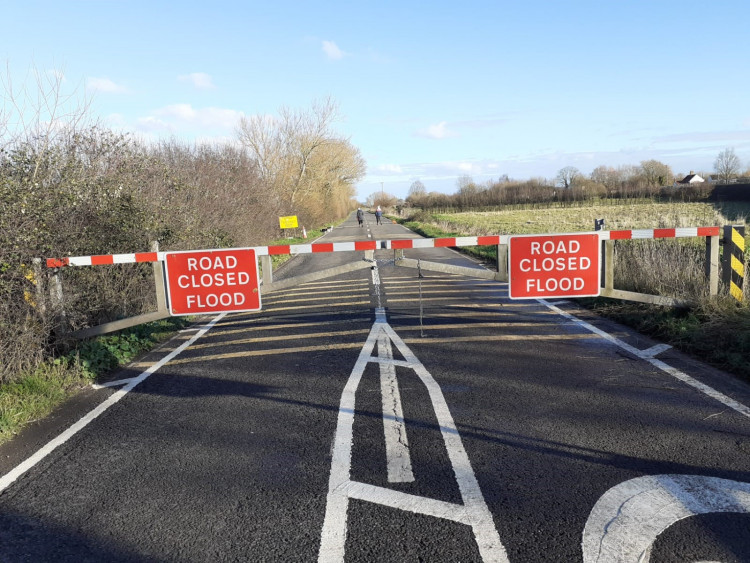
279 215 299 229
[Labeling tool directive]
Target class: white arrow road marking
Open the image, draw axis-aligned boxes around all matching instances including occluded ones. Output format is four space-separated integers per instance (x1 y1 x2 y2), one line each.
582 474 750 563
318 315 508 562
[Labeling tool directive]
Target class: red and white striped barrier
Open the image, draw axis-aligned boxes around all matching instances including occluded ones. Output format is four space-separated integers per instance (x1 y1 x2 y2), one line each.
46 227 721 268
604 227 720 240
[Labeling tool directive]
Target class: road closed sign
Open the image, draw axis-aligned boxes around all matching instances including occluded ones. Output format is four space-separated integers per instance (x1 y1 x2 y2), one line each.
165 249 261 315
509 233 600 299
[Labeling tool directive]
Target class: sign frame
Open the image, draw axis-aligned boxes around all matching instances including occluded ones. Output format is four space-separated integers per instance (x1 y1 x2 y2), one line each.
164 248 261 316
508 232 601 299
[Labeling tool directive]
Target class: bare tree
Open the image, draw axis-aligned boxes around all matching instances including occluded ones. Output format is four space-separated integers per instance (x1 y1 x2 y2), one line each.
236 97 365 220
408 179 426 198
714 148 741 184
0 63 93 181
556 166 581 189
640 159 674 187
368 191 398 209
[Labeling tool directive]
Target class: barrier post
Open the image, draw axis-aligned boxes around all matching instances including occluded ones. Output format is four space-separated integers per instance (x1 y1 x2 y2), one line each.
722 225 745 302
496 244 508 282
31 258 47 317
604 240 614 291
261 254 273 286
151 241 168 313
595 219 611 290
49 268 67 336
705 234 720 296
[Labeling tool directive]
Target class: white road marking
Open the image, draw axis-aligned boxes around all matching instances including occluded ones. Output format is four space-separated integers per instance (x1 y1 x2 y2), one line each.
91 377 137 389
639 343 672 358
378 331 414 483
319 313 508 562
0 312 227 496
540 300 750 419
371 265 382 309
582 474 750 563
372 263 413 482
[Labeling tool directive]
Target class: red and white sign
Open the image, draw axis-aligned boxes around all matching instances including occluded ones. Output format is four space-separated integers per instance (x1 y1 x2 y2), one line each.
165 249 261 315
509 233 600 299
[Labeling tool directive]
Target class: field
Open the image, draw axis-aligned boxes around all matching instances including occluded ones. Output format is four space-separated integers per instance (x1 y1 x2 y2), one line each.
430 201 750 236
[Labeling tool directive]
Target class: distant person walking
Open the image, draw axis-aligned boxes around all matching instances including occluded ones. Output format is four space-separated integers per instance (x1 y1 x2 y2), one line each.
375 206 382 225
356 207 364 227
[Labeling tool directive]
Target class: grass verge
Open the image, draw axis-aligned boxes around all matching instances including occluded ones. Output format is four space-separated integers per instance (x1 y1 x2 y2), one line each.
0 316 192 445
579 298 750 381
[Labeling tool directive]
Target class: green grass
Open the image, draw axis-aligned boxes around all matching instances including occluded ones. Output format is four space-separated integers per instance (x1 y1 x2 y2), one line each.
65 317 193 379
0 359 85 442
0 316 192 445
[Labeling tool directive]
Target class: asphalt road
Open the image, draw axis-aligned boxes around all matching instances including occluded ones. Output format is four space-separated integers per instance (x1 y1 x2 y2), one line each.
1 210 749 562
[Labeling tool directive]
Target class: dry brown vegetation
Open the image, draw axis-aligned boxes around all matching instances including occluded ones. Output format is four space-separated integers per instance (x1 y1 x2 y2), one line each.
0 79 363 383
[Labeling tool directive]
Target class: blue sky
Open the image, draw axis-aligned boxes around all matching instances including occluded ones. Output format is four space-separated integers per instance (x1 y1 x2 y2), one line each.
3 0 749 200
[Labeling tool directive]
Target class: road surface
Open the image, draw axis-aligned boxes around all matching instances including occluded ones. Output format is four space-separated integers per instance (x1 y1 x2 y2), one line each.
1 211 749 562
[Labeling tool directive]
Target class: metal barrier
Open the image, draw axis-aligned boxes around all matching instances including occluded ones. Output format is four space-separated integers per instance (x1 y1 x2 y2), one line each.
43 226 736 338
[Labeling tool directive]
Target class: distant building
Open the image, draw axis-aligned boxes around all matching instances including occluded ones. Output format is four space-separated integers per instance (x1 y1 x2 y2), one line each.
677 171 705 185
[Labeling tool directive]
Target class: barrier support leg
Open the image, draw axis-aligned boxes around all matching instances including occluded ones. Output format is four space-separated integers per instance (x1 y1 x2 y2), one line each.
49 269 67 336
706 235 720 296
496 244 508 282
152 241 168 313
32 258 47 317
604 240 614 291
261 255 273 286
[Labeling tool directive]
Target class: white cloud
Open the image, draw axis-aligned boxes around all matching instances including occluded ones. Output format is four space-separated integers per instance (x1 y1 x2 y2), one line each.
136 104 244 133
178 72 216 90
416 121 458 140
86 77 127 93
135 115 172 133
322 40 345 60
375 164 403 174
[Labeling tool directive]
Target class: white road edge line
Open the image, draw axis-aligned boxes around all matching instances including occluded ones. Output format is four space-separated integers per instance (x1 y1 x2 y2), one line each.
0 312 227 496
539 300 750 419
